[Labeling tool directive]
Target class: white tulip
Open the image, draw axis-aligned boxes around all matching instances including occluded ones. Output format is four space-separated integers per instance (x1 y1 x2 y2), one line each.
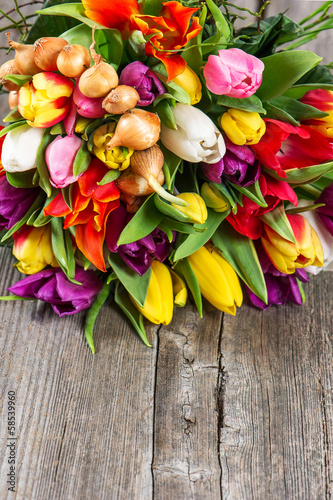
160 103 225 163
296 200 333 275
1 124 44 173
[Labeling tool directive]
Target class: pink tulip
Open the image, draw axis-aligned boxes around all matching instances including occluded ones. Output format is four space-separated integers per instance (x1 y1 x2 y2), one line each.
203 48 264 98
73 84 105 118
45 135 83 188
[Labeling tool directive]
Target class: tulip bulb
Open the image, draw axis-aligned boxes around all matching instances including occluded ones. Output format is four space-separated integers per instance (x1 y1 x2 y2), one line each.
130 146 187 206
107 109 160 150
34 37 68 71
8 90 19 109
57 44 91 78
117 167 165 196
6 33 41 75
0 59 21 91
102 85 140 114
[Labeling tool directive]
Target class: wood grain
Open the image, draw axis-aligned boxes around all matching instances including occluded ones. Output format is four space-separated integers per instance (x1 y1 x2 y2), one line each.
0 1 333 499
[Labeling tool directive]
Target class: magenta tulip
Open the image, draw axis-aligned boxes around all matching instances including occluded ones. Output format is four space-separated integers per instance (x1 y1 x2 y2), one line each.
203 48 264 98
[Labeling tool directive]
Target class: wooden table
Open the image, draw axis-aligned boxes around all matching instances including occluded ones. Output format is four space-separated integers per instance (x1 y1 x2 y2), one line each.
0 1 332 499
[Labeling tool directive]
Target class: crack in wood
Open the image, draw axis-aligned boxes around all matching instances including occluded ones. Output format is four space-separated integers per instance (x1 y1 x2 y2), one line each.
151 324 162 500
53 419 68 483
217 313 226 500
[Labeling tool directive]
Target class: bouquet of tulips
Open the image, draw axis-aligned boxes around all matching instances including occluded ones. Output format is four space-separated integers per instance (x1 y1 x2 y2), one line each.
0 0 333 351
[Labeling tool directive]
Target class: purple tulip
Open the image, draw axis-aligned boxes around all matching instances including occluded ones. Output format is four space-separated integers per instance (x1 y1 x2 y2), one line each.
105 204 173 275
0 174 40 231
45 135 83 189
201 137 260 186
315 183 333 236
119 61 165 106
8 266 103 316
246 244 309 310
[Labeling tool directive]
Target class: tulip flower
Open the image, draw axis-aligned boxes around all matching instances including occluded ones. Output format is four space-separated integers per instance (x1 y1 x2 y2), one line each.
261 214 324 274
45 135 83 188
8 266 103 316
171 66 202 105
220 109 266 146
82 0 140 37
227 174 298 239
251 119 333 178
203 48 264 98
0 172 40 230
131 260 174 325
170 269 187 307
119 61 165 106
73 83 105 118
171 193 207 224
315 183 333 236
13 224 58 274
188 242 243 315
201 136 260 186
1 124 44 173
301 89 333 139
160 103 226 163
92 123 133 170
105 204 173 275
44 158 120 272
18 72 74 128
246 242 309 309
200 182 230 213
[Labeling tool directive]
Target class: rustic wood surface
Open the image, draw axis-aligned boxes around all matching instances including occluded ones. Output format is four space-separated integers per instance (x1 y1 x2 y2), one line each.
1 1 333 499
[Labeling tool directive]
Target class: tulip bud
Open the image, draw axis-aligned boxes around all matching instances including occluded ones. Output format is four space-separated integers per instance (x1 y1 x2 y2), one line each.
171 66 202 105
171 193 207 224
13 224 58 274
92 123 133 171
220 109 266 146
188 243 243 315
170 269 187 307
131 261 173 325
201 182 230 213
1 124 44 173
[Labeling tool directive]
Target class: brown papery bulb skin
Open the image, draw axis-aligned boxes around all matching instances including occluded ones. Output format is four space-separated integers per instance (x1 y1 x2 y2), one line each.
34 37 68 71
8 90 19 109
107 109 161 150
6 33 41 75
57 44 91 78
102 85 140 114
0 59 20 91
130 145 164 182
117 168 164 196
78 62 119 98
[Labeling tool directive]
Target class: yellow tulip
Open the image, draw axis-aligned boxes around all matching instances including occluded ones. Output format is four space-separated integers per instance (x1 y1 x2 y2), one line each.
171 66 202 104
188 242 243 315
170 269 187 307
261 214 324 274
131 261 173 325
75 116 94 134
201 182 230 213
220 109 266 145
13 224 58 274
171 193 207 224
92 123 134 170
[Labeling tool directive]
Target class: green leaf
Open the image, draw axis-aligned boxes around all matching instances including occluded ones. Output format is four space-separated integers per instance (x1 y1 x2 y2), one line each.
159 218 205 235
114 282 151 347
108 253 151 308
94 28 123 70
216 95 266 114
154 100 177 130
154 195 191 222
182 5 205 72
0 121 27 138
62 23 94 50
264 161 333 185
228 180 268 208
4 75 32 87
85 282 110 354
36 130 53 197
97 169 120 185
1 192 45 242
6 170 36 189
73 140 91 177
173 208 230 262
143 0 163 15
256 51 322 102
152 63 191 103
3 108 22 124
205 0 231 42
264 102 300 126
61 184 73 211
175 258 202 317
212 221 267 303
36 3 107 29
286 202 325 215
160 144 182 191
117 195 163 245
51 218 77 282
212 182 238 214
267 95 329 121
259 204 296 243
283 83 333 100
26 0 79 42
